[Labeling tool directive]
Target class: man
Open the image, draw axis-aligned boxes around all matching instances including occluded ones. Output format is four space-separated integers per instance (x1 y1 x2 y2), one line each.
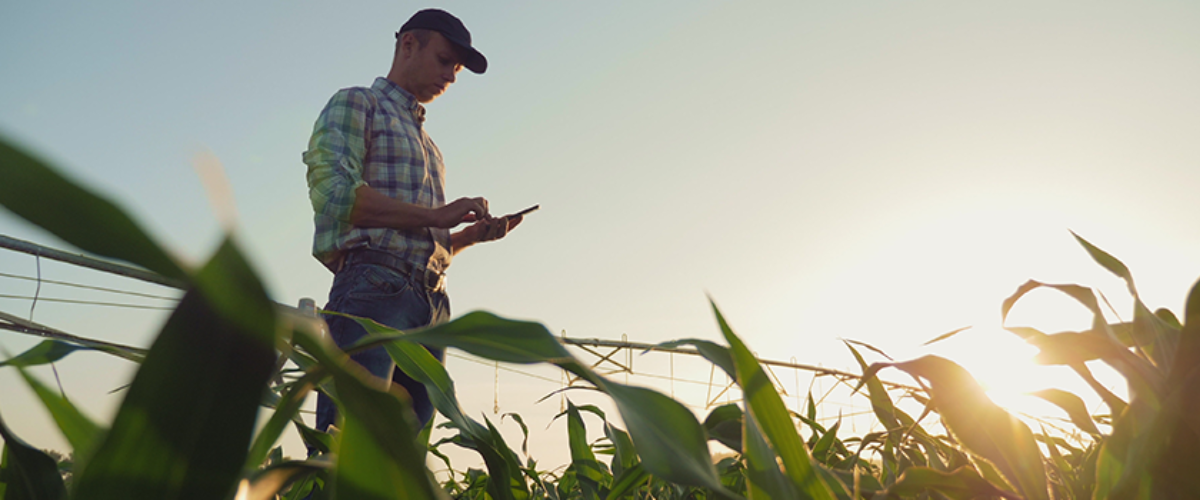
303 9 520 434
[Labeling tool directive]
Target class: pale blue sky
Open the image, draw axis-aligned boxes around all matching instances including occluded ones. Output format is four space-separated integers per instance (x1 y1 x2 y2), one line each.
3 0 1200 470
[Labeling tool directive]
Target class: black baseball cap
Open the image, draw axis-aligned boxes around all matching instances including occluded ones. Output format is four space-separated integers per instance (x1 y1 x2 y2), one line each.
397 9 488 74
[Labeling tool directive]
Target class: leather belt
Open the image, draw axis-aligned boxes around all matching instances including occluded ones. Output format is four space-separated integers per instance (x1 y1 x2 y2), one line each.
338 249 446 292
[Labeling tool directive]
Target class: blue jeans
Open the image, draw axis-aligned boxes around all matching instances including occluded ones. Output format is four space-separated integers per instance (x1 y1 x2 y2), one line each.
315 261 450 436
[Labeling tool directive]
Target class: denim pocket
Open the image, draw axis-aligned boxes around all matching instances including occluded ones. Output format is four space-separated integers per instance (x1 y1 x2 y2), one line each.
344 264 413 300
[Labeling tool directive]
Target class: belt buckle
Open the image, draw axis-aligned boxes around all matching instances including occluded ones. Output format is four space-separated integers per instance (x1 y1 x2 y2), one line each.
428 270 444 291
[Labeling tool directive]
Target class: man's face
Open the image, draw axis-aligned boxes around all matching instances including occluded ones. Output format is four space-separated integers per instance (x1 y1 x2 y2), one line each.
406 32 465 103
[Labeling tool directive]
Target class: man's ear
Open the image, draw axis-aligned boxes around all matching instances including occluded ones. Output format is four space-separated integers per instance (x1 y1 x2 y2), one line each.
397 32 416 59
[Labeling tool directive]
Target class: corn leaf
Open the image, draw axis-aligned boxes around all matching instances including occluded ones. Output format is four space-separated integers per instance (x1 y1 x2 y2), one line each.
1029 389 1100 436
14 368 103 466
712 299 836 500
868 356 1049 500
72 240 276 500
348 311 739 498
240 458 331 500
0 135 187 283
291 327 446 500
604 462 649 500
884 466 1019 499
0 341 90 369
703 404 743 454
846 342 901 431
564 401 604 500
0 412 68 500
340 315 530 500
245 372 317 471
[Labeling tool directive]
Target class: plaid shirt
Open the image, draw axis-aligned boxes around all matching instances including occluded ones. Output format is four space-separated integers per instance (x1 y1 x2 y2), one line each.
303 77 451 274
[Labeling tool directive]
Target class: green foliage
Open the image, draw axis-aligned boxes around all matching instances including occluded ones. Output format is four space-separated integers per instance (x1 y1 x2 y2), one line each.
3 132 1200 499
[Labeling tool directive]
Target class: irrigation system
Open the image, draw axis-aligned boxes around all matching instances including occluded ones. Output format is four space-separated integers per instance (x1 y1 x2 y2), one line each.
0 233 917 421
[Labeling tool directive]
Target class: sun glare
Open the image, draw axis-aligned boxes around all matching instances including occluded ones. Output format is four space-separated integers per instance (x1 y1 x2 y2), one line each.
935 324 1122 436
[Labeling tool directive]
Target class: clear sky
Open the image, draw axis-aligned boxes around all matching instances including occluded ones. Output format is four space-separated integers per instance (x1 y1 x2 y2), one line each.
3 0 1200 472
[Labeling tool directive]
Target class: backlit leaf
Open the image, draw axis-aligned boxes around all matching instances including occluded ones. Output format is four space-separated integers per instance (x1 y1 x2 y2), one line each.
712 299 836 500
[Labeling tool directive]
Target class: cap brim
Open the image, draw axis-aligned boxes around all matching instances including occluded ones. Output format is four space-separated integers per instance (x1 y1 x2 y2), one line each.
442 33 487 74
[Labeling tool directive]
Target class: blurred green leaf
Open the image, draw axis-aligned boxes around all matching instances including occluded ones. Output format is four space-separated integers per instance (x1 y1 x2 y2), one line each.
294 421 333 456
0 341 89 368
703 404 743 454
0 135 187 283
0 412 68 500
72 240 277 500
240 457 331 500
654 339 736 377
712 299 836 500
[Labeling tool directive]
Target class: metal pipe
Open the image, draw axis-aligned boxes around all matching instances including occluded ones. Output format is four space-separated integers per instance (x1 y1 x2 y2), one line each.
0 234 185 289
559 336 918 391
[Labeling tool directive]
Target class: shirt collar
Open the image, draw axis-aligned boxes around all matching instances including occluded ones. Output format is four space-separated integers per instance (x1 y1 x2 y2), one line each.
373 77 426 123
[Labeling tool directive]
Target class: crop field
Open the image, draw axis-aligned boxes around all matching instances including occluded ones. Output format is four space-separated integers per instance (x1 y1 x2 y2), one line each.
2 134 1199 499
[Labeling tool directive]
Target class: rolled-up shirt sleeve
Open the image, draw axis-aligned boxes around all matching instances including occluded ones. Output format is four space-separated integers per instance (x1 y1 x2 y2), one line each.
303 89 372 264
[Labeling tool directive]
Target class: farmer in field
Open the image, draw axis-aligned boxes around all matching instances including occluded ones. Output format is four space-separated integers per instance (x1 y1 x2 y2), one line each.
303 9 521 435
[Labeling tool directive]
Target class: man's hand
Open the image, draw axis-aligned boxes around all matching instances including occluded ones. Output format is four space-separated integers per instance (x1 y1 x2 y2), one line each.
472 215 523 243
433 197 490 228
